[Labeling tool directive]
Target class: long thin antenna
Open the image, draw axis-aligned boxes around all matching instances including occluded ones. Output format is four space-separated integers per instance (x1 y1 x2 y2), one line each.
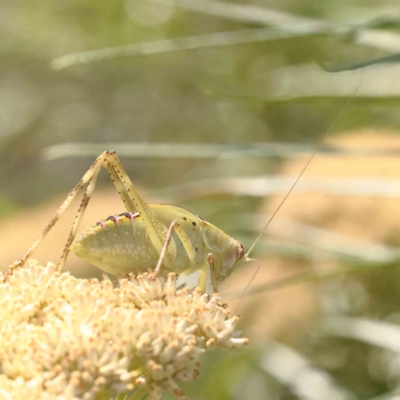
245 73 363 258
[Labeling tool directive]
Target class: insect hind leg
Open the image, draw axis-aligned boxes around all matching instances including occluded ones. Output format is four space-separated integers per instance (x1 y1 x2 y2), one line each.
6 151 143 280
6 150 180 281
5 152 109 280
106 151 177 268
58 166 101 272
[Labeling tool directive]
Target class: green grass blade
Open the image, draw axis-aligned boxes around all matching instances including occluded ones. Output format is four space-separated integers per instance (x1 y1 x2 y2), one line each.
323 316 400 353
50 28 318 70
42 142 400 161
259 341 358 400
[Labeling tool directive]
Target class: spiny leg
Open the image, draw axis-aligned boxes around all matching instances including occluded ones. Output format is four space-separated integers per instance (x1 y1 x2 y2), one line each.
155 221 178 275
6 151 143 279
154 221 198 276
107 151 177 267
58 167 101 272
104 156 136 213
5 153 109 280
59 152 141 273
7 150 183 280
153 217 209 294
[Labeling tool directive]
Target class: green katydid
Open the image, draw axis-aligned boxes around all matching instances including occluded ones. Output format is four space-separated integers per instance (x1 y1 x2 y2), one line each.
6 151 253 290
6 132 328 289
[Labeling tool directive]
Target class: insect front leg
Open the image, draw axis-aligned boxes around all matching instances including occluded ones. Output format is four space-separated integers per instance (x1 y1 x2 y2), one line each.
198 264 209 293
197 254 218 294
154 218 216 293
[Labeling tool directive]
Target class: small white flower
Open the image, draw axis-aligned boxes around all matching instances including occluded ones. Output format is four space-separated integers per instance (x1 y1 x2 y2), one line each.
0 260 248 400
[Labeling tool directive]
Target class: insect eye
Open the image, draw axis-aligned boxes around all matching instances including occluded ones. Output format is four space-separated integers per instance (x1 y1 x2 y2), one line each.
237 244 244 259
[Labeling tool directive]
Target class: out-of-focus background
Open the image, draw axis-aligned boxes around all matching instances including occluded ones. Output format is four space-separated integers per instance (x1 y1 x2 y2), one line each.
3 0 400 399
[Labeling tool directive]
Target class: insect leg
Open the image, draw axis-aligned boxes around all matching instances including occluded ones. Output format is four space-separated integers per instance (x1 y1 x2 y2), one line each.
58 166 101 272
105 151 177 267
6 152 108 279
104 156 136 213
173 224 196 265
198 264 209 293
207 253 218 293
155 221 178 274
197 254 218 293
155 219 201 286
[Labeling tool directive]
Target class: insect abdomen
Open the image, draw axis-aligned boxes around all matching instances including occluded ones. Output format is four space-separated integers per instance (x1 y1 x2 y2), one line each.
70 212 160 275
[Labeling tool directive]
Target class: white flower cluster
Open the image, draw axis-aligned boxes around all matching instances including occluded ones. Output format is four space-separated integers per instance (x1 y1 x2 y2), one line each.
0 260 248 400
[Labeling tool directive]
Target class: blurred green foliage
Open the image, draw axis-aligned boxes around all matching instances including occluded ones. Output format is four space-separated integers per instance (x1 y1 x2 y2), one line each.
3 0 400 399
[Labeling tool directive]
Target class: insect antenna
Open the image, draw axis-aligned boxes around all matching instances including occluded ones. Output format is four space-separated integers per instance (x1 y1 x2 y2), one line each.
245 74 363 260
235 257 260 313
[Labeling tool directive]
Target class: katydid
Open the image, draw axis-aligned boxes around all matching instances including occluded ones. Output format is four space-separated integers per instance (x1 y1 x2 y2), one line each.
6 151 249 291
7 100 331 291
